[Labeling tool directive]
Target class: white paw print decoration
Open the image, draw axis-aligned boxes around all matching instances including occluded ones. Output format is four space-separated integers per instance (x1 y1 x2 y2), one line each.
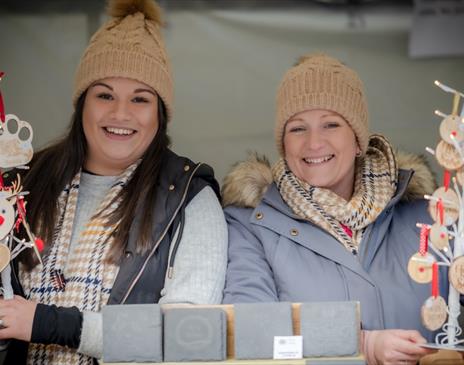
0 114 33 168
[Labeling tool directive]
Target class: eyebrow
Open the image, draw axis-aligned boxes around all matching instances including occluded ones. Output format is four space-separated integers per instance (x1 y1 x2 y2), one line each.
321 112 339 118
90 82 157 96
91 82 112 90
287 118 305 123
134 88 157 96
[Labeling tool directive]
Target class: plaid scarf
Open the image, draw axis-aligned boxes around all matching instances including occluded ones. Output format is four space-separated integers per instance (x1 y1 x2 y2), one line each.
20 163 138 365
273 134 398 255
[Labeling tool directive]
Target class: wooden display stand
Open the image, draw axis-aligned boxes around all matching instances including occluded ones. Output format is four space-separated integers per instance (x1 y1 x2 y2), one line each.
420 350 464 365
100 303 365 364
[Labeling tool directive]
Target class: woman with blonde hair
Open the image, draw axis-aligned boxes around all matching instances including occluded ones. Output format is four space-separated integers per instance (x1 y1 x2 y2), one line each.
222 54 438 365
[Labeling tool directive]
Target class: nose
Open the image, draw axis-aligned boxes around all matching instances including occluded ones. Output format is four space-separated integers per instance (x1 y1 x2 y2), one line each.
306 130 325 150
111 100 131 122
0 216 4 225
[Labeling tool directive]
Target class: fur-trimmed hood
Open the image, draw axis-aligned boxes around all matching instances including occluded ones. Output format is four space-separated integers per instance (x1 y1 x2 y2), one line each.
222 151 437 208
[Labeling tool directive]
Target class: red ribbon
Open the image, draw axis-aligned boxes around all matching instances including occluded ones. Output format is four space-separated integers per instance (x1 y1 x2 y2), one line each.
419 226 429 256
0 173 4 190
444 170 451 192
436 199 445 226
432 262 439 298
14 196 26 232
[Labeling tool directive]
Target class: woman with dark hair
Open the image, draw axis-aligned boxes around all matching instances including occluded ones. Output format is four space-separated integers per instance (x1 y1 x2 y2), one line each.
0 0 227 364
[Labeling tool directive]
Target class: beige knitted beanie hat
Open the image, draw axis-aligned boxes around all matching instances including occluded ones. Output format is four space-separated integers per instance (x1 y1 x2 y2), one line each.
73 0 173 121
275 53 369 156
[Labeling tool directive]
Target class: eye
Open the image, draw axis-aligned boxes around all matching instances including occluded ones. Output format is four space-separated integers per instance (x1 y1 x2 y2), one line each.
97 93 113 101
1 209 6 214
288 126 305 133
132 96 149 103
324 122 340 129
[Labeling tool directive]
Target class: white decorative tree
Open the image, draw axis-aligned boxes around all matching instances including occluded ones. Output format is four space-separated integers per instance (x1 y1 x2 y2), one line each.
408 81 464 350
0 72 43 302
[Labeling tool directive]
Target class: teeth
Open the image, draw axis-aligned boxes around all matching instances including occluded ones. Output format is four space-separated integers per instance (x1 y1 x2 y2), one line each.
105 127 134 135
303 155 333 164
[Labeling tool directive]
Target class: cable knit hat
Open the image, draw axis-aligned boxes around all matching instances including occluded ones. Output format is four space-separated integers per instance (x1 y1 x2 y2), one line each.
73 0 173 121
275 53 369 156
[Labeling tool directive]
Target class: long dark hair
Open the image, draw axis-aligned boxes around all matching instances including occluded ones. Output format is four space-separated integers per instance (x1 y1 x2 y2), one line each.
20 91 170 269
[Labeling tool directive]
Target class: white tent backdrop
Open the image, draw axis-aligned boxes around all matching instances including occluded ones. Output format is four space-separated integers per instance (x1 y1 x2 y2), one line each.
1 7 463 182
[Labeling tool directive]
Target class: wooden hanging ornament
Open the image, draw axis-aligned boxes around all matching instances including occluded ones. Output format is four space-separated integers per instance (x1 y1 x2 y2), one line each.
429 223 450 251
435 141 464 171
449 256 464 295
428 187 459 226
421 263 448 331
439 115 464 144
408 226 436 284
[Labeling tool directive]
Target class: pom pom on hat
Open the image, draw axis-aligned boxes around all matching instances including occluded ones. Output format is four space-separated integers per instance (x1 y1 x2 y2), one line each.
73 0 174 121
107 0 163 24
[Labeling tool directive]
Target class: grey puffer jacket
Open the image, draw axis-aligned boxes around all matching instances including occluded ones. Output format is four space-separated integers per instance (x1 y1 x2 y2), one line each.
222 152 443 340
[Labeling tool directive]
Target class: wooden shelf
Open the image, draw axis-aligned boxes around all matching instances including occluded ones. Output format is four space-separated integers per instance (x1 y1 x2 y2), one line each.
101 356 365 365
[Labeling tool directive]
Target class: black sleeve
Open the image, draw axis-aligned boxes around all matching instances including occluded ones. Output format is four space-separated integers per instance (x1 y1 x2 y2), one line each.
31 304 83 348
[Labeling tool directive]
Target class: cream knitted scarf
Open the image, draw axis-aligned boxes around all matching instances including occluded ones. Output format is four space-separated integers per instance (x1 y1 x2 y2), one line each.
273 134 398 254
20 163 138 365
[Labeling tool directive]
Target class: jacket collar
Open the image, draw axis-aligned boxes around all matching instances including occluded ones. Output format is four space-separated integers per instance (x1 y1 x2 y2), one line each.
253 184 375 284
251 168 416 285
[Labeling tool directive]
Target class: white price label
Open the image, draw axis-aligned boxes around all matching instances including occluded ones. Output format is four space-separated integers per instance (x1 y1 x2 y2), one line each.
273 335 303 360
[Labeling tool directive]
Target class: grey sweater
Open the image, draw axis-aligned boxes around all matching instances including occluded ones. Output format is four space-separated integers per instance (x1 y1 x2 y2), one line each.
70 174 227 358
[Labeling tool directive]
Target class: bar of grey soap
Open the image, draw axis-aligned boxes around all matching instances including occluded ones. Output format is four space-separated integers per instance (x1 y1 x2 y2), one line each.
234 302 293 359
163 307 227 362
102 304 162 363
300 301 359 357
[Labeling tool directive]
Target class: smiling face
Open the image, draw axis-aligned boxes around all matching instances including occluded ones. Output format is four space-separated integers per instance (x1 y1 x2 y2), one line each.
82 77 159 176
283 109 360 201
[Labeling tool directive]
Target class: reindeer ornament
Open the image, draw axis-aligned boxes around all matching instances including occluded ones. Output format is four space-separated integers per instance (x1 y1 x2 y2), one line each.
0 72 42 303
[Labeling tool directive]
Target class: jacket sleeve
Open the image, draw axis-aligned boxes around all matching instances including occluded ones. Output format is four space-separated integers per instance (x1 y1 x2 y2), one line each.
158 186 228 304
77 311 103 359
222 206 279 303
31 304 82 348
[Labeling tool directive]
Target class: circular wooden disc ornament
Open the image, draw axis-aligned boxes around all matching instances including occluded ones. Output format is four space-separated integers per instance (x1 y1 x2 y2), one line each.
421 296 448 331
429 223 450 251
435 140 463 171
408 252 436 284
440 115 464 144
428 187 459 226
0 243 11 272
449 256 464 294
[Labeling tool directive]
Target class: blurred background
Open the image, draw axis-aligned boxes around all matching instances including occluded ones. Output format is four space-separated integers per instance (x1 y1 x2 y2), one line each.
1 0 463 182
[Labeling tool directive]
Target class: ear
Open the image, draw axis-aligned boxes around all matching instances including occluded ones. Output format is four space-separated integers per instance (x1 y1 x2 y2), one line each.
5 194 17 205
355 144 362 157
